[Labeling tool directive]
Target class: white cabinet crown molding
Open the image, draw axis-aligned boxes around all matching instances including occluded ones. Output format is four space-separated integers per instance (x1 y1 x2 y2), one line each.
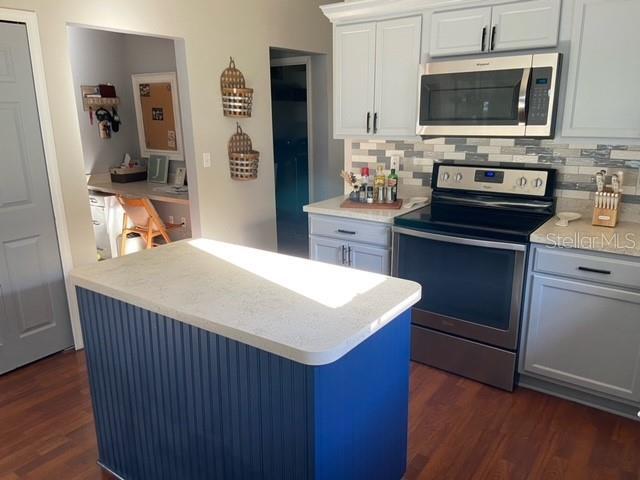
321 0 532 23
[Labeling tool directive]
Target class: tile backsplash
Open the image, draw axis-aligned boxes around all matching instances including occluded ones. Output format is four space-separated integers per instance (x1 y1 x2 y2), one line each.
349 138 640 221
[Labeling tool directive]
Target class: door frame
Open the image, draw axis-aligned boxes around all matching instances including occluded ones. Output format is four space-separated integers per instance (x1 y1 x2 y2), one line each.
0 9 79 345
270 56 314 203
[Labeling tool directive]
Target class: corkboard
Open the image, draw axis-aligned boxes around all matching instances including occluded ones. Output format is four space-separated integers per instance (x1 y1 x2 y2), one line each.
138 82 177 151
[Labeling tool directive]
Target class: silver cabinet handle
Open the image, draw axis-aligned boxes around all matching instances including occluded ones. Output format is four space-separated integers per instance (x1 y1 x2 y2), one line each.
341 245 346 265
348 246 353 266
337 229 357 235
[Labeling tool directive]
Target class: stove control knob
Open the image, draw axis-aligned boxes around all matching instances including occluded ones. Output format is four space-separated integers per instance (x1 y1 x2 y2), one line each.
533 178 544 189
517 176 528 187
455 173 463 183
441 172 451 182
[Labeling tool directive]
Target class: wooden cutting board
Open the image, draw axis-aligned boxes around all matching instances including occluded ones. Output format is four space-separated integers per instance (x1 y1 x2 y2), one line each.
340 199 403 210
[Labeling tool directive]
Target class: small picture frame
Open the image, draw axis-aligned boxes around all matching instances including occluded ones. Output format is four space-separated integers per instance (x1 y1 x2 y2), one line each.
173 167 187 186
148 154 169 183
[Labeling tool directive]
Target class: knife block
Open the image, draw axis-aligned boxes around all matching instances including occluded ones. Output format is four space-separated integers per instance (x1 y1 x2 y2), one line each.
592 207 619 228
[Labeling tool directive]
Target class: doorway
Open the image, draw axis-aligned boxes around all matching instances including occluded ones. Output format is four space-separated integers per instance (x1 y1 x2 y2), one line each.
0 20 74 374
270 57 312 257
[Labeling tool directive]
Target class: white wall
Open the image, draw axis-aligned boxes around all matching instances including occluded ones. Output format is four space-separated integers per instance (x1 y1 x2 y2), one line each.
68 28 140 174
69 27 180 174
0 0 335 275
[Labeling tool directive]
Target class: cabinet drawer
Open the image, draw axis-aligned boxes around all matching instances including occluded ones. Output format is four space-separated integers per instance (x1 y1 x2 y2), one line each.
309 215 391 247
533 247 640 290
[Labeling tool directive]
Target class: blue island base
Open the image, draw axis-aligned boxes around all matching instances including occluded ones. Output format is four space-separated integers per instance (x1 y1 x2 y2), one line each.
77 288 412 480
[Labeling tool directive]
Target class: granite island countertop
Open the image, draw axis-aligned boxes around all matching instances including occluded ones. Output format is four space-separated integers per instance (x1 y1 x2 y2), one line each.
531 217 640 258
70 239 421 366
303 195 429 224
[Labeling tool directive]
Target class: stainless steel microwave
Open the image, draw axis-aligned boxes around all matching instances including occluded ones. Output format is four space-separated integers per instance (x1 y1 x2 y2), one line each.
417 53 562 138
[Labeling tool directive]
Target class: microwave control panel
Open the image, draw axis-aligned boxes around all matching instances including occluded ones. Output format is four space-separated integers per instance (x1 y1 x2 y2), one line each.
437 165 549 197
527 67 553 126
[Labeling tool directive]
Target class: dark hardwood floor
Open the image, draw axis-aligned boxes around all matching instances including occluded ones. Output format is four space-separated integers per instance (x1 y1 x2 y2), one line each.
1 351 638 479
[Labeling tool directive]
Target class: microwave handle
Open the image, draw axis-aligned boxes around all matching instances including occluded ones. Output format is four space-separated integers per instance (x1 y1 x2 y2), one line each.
518 68 532 125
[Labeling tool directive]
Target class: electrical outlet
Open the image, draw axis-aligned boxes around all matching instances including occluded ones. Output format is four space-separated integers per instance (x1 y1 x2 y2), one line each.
168 215 174 224
203 152 211 168
181 217 187 232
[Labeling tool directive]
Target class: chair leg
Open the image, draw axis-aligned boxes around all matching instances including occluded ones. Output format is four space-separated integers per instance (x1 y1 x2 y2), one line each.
146 219 154 249
160 228 172 244
120 214 129 256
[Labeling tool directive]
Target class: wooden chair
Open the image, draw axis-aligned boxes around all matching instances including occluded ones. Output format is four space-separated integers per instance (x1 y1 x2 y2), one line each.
116 195 181 254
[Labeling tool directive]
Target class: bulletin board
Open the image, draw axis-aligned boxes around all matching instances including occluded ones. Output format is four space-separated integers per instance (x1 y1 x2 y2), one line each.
132 73 184 160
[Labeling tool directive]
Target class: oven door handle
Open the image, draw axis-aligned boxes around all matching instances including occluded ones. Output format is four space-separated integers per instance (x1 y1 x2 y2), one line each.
518 68 532 126
392 226 527 252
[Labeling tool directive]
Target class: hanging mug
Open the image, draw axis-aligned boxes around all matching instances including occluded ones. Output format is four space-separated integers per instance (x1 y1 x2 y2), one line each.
98 120 111 139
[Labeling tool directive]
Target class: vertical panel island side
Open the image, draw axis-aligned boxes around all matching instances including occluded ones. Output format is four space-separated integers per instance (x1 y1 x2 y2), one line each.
71 239 421 480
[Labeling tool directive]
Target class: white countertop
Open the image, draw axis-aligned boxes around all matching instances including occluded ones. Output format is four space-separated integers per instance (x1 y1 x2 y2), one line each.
70 239 421 365
87 177 189 206
531 217 640 258
303 196 429 224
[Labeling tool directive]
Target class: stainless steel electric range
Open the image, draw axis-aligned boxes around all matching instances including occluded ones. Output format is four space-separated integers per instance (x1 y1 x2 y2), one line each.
392 162 557 391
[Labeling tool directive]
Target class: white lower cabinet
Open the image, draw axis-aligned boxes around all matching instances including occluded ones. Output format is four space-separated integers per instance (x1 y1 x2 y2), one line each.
349 243 391 274
309 236 346 267
521 246 640 407
308 214 391 275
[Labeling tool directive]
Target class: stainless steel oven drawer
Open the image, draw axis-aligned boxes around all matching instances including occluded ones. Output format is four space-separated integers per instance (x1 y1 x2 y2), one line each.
533 247 640 291
411 325 516 391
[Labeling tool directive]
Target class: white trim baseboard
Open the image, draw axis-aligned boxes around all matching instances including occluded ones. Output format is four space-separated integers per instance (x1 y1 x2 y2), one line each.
0 8 83 347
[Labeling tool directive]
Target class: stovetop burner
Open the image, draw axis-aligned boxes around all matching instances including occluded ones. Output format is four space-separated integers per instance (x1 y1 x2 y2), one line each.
395 163 558 244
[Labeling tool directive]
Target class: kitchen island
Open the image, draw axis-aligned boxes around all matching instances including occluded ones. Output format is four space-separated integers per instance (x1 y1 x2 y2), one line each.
71 239 421 480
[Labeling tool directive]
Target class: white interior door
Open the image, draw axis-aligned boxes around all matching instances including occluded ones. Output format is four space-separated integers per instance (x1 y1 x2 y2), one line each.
374 16 422 138
0 21 73 375
334 22 376 136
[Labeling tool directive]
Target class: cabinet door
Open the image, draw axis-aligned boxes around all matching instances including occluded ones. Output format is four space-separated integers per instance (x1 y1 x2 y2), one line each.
523 274 640 402
490 0 560 52
334 22 377 136
348 243 390 275
429 7 491 57
562 0 640 138
373 16 422 137
309 235 345 266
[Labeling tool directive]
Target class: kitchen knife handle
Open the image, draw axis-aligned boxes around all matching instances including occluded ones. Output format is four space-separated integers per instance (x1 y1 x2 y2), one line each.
578 266 612 275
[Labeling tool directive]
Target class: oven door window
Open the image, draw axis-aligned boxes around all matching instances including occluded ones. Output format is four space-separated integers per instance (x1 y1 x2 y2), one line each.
396 235 517 330
419 69 524 126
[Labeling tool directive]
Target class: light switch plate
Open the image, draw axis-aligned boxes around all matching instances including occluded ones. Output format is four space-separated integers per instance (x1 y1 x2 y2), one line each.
203 152 211 168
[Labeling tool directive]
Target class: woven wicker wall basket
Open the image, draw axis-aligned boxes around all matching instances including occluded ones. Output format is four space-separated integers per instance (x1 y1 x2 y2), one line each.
220 57 253 118
228 124 259 181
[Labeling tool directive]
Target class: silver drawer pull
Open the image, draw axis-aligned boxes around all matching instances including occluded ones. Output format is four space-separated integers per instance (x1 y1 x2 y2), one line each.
578 266 611 275
337 229 357 235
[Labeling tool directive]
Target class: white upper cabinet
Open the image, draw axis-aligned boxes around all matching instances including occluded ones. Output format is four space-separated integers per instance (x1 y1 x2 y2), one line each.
429 7 492 57
429 0 561 58
374 16 422 137
334 22 377 136
334 16 422 138
490 0 561 52
562 0 640 138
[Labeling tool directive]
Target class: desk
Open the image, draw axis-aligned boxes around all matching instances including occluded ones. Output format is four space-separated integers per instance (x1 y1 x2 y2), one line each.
87 177 189 206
